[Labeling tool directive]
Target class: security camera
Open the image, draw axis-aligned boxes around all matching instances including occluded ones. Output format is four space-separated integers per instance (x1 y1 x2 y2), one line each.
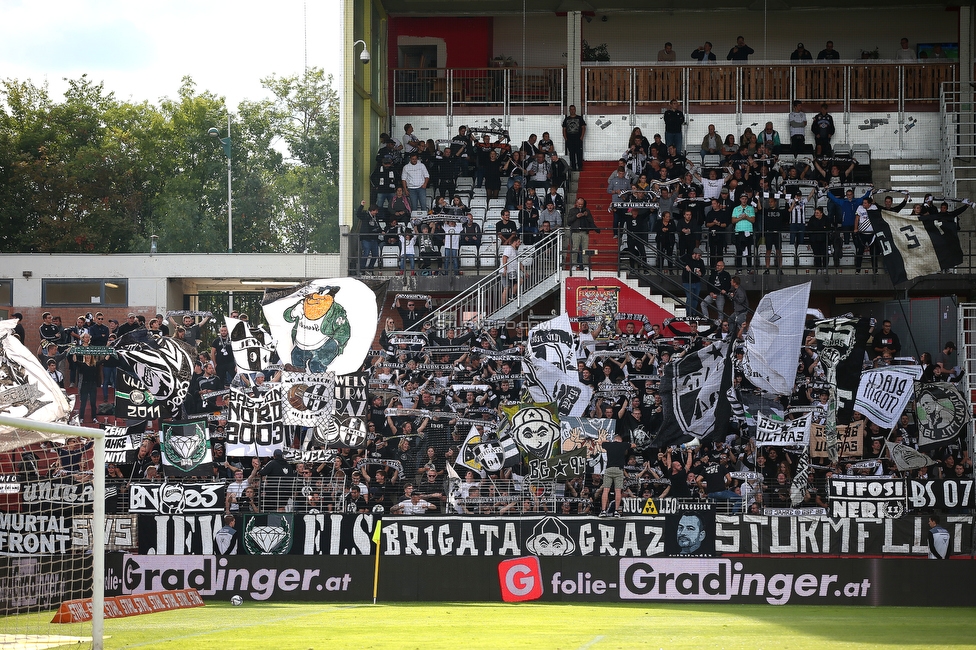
360 49 371 64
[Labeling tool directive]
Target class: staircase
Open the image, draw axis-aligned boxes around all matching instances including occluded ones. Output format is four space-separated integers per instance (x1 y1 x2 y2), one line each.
574 161 622 272
874 159 942 198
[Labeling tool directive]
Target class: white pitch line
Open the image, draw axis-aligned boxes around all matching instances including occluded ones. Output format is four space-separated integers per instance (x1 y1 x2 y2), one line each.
578 634 605 650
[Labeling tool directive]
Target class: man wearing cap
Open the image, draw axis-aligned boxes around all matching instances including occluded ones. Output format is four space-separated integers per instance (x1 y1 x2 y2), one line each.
791 43 813 61
259 449 294 513
681 248 706 317
116 313 140 337
283 286 351 373
401 152 430 213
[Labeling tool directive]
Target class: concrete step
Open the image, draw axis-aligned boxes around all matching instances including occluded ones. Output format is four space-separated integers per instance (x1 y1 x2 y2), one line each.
890 163 940 171
890 174 942 182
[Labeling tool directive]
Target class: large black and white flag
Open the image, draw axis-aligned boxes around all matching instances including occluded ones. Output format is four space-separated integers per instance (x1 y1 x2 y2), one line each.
281 371 336 427
226 385 285 457
160 418 213 477
869 210 963 285
739 282 810 395
657 339 733 446
458 426 520 476
854 365 922 428
0 319 72 449
886 441 937 472
310 371 370 450
524 356 592 418
103 421 147 464
915 382 971 450
790 450 810 507
527 314 577 374
226 316 276 373
114 331 193 421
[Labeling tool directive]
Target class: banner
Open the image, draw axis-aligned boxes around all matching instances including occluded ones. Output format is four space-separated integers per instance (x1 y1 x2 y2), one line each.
810 421 863 459
500 403 561 460
915 382 971 449
114 332 193 421
828 477 908 518
908 479 976 509
854 365 922 428
0 319 72 448
310 372 371 450
281 371 336 427
458 426 520 475
560 418 615 451
129 483 226 514
226 385 284 457
226 316 276 373
869 209 964 285
524 357 592 418
0 555 91 614
755 413 811 447
527 448 587 482
0 513 72 554
658 339 732 446
160 419 213 477
72 514 138 552
137 513 375 556
103 421 148 464
262 278 377 376
738 282 810 395
886 442 936 472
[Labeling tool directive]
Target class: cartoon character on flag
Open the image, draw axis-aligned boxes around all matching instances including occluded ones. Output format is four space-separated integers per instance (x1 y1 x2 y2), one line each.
283 286 351 373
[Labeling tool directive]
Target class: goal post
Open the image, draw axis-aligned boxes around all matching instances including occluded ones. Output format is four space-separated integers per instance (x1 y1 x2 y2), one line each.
0 413 105 650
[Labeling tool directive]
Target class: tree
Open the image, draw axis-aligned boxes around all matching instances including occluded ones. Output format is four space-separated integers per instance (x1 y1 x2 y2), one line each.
262 68 340 253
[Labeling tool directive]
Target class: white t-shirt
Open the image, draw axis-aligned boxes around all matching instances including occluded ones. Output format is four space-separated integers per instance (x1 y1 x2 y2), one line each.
398 498 433 515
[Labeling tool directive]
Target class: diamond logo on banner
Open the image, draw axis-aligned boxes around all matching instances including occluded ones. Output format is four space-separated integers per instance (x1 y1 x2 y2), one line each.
243 515 293 555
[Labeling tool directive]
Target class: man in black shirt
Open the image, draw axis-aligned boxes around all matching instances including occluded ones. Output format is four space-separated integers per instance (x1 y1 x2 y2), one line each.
663 99 685 154
762 196 786 273
599 433 634 518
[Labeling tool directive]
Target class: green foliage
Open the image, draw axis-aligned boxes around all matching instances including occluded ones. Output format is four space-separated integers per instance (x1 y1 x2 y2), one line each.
0 69 341 254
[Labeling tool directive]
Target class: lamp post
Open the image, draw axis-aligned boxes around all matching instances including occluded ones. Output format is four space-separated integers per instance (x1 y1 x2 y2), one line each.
208 114 233 254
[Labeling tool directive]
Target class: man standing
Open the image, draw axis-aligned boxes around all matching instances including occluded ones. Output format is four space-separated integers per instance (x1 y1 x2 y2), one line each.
599 433 634 518
811 104 836 156
928 515 950 559
566 198 598 269
372 156 399 212
562 105 586 172
701 260 732 321
691 42 717 63
788 101 807 152
895 38 916 61
357 201 383 274
681 248 706 317
663 99 685 154
817 41 840 60
657 42 676 62
727 276 749 336
401 152 430 213
726 36 754 61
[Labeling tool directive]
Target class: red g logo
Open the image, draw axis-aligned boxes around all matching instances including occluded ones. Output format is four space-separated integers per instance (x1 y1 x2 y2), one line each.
498 556 543 603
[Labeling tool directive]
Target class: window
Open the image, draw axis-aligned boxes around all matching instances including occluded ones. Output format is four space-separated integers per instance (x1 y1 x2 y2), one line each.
0 280 10 307
42 279 128 306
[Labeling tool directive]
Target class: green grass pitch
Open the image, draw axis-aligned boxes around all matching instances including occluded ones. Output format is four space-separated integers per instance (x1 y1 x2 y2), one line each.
13 602 976 649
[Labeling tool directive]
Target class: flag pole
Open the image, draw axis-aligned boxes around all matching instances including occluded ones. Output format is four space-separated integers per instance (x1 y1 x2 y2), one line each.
371 520 382 605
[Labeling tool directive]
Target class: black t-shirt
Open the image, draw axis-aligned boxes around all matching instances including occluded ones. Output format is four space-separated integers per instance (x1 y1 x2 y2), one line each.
764 207 786 233
701 463 729 494
669 468 690 498
603 440 631 469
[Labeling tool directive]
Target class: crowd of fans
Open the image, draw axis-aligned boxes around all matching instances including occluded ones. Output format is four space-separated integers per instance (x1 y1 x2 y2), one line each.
10 295 971 520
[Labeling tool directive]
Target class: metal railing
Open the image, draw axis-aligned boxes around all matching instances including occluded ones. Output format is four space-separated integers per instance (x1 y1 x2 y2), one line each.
584 61 956 121
940 81 976 199
419 229 564 329
393 67 565 116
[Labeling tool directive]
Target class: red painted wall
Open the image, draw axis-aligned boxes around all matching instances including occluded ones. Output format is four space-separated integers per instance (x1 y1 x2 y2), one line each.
564 277 677 333
387 17 493 70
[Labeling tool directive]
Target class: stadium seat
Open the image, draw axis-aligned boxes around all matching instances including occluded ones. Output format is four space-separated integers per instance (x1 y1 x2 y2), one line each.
488 198 506 209
833 143 853 158
470 197 488 210
382 247 400 268
459 245 479 267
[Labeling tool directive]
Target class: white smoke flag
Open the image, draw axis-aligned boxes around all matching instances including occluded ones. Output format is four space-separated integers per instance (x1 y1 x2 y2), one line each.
886 441 937 473
739 282 811 395
0 319 72 449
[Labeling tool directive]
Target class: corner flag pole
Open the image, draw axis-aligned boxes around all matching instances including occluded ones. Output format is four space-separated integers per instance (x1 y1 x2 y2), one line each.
371 520 382 605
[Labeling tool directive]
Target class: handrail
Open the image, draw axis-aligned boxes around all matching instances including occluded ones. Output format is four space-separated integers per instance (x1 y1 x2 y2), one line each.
393 66 565 114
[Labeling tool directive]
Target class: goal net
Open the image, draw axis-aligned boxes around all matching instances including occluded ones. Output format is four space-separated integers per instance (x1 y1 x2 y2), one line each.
0 415 106 650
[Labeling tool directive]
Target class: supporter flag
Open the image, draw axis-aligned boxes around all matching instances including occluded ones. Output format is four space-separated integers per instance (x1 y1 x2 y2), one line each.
915 382 971 450
524 356 592 418
262 278 378 376
885 441 936 472
500 402 561 459
282 371 336 427
310 371 370 450
813 316 871 426
226 316 276 373
160 418 213 478
527 314 577 374
225 384 285 457
114 330 193 420
0 319 72 449
527 447 587 482
458 425 520 475
738 282 810 395
657 339 733 447
790 451 810 507
103 421 147 464
868 209 963 285
854 365 922 428
559 417 615 452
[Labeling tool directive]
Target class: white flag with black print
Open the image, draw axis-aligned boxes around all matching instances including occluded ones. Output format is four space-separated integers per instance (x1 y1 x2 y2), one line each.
0 319 72 449
915 382 971 449
527 313 577 374
854 365 922 429
885 441 936 472
738 282 810 395
868 210 964 285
